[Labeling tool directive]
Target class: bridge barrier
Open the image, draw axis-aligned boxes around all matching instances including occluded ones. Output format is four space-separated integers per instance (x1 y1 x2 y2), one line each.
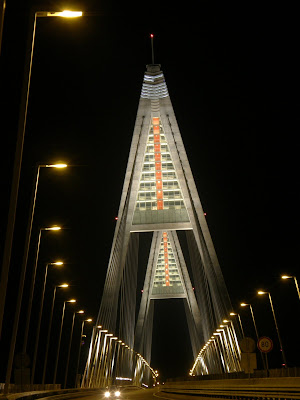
168 368 300 382
161 377 300 399
0 387 99 400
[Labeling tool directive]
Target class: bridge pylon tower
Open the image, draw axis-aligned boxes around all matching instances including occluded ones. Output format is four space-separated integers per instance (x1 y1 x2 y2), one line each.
94 63 232 368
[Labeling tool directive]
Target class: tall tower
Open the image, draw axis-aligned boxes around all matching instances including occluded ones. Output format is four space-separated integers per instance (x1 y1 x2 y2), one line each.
96 63 232 361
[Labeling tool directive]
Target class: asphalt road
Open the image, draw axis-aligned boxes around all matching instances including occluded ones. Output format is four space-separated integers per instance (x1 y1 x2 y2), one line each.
75 387 215 400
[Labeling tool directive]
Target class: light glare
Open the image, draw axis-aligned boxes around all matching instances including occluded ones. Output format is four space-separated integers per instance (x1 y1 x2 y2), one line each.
46 226 61 231
59 10 83 17
47 163 67 168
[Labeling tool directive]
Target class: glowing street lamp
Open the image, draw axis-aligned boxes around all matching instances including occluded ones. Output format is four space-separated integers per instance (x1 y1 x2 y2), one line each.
281 275 300 301
3 220 62 393
39 10 83 18
64 309 87 388
257 290 287 367
43 285 69 378
42 283 69 384
240 301 267 369
45 163 68 168
23 226 62 355
240 302 260 341
53 299 77 384
31 261 64 383
0 5 81 348
230 312 245 338
75 318 93 387
0 161 67 344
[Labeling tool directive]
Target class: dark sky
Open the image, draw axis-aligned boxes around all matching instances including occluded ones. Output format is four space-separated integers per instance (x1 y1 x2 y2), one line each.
0 1 299 383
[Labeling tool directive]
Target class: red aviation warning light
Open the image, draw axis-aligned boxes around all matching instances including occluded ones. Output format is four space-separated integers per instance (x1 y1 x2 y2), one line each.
150 34 155 64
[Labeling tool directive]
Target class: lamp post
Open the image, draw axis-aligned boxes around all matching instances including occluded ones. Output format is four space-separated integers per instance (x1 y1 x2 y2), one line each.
0 7 81 341
23 225 62 355
31 261 63 384
83 325 106 388
75 319 93 388
240 301 266 369
53 299 76 384
3 224 61 394
240 302 260 341
63 310 84 389
230 312 245 338
42 283 69 385
1 163 66 390
257 291 287 367
281 275 300 301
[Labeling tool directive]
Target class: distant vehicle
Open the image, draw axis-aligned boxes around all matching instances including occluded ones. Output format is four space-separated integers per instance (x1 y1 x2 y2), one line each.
103 387 121 398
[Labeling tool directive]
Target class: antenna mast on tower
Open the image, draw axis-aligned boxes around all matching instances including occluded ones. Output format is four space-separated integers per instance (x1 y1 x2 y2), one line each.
150 33 154 64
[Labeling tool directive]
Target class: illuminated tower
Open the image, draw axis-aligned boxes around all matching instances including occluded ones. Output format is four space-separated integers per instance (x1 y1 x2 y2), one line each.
96 62 232 361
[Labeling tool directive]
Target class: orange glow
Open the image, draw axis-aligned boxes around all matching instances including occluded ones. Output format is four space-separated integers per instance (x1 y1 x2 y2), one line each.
157 200 163 210
163 232 170 286
153 117 163 211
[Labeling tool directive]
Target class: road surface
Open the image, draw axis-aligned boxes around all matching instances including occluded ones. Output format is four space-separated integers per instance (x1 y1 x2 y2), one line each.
75 387 218 400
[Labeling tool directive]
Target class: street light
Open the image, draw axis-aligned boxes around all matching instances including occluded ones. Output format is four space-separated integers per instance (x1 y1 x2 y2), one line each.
42 283 69 384
257 290 287 367
240 301 266 369
75 318 93 388
4 224 61 394
229 312 245 338
240 302 260 341
0 163 67 342
281 275 300 301
23 225 62 355
0 5 81 345
53 299 76 384
43 10 83 18
31 261 64 384
64 309 85 388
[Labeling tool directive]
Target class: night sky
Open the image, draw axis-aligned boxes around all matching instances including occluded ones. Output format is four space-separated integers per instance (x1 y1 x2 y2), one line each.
0 1 299 383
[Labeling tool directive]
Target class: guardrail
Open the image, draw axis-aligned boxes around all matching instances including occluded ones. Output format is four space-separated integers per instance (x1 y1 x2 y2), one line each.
0 387 99 400
161 386 300 399
161 377 300 400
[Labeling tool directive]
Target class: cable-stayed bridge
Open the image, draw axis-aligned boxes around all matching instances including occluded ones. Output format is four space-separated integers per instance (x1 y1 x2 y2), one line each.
81 63 242 389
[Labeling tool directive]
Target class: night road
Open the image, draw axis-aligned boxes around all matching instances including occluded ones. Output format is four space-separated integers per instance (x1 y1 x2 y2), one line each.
66 388 217 400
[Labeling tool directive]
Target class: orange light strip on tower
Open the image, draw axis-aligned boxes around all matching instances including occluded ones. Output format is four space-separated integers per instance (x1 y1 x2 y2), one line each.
153 117 163 210
163 232 170 286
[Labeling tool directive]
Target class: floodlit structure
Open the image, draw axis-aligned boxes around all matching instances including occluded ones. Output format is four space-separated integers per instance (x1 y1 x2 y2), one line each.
88 62 236 382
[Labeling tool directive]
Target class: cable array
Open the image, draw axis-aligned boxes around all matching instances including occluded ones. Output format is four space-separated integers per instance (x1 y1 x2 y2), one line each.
190 318 242 376
81 325 157 388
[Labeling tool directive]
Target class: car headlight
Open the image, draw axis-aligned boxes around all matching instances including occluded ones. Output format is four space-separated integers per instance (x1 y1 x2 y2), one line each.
114 391 120 397
104 391 110 398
